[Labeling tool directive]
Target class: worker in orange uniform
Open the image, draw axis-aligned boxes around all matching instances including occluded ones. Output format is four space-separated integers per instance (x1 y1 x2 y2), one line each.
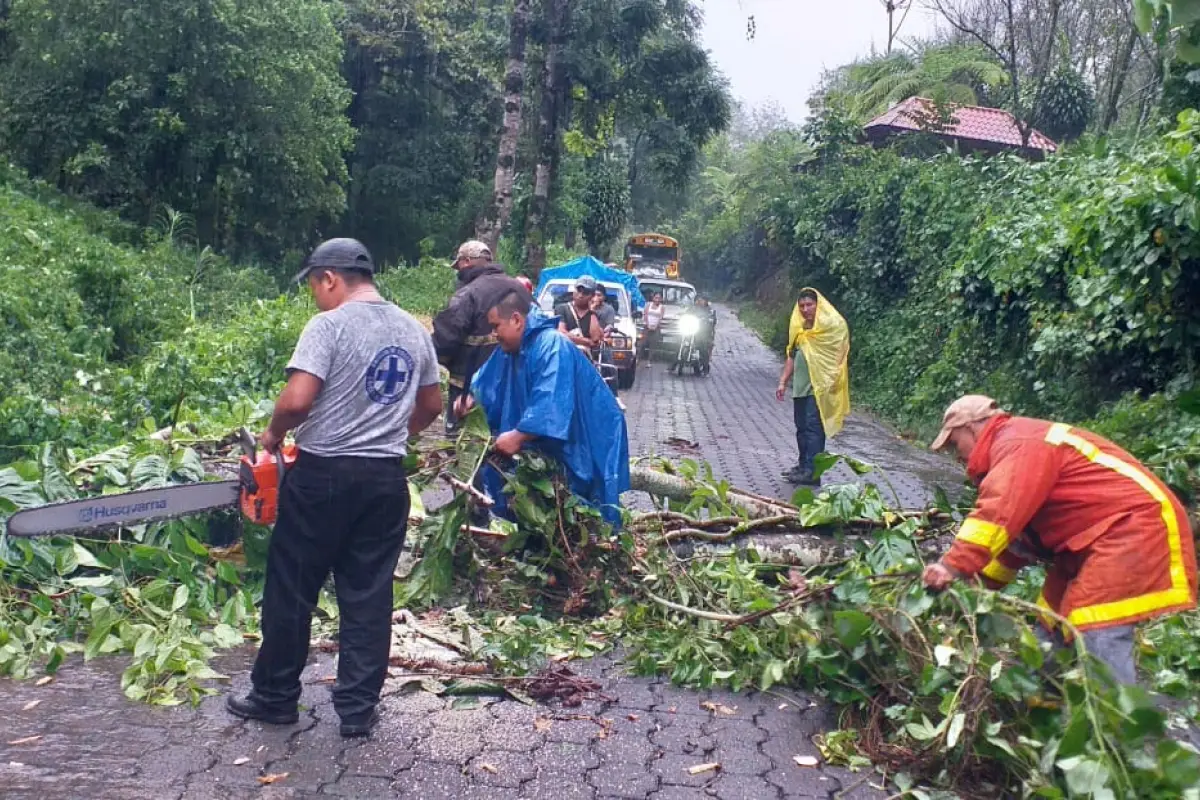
923 395 1196 685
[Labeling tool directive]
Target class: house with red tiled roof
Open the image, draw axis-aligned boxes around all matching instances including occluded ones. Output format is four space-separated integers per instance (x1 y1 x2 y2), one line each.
864 97 1057 160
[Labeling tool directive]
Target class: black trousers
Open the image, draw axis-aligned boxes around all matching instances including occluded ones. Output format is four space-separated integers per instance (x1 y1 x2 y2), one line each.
793 395 825 474
250 452 410 721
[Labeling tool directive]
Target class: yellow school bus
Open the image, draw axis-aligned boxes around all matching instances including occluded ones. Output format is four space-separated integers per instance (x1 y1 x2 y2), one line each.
624 233 680 279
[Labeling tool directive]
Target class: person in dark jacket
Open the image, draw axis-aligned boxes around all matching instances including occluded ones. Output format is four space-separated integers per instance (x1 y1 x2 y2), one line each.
432 240 529 434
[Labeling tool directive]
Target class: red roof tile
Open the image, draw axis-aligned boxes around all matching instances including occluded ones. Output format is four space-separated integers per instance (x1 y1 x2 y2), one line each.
865 97 1057 153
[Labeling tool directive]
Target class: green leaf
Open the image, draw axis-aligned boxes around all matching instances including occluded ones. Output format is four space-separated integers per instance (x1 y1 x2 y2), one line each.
1056 756 1112 796
832 610 871 649
790 487 815 506
171 584 190 612
1056 711 1091 759
0 467 44 511
759 659 786 691
131 455 170 489
72 542 108 570
39 445 78 503
946 712 966 749
215 561 240 585
67 575 115 589
181 533 208 558
55 545 79 577
211 623 243 649
905 716 939 741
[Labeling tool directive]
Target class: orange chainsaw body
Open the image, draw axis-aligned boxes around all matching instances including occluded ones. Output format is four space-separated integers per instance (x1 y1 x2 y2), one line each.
237 446 298 526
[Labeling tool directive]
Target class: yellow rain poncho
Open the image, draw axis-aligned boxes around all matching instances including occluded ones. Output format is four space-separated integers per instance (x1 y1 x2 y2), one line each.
787 288 850 437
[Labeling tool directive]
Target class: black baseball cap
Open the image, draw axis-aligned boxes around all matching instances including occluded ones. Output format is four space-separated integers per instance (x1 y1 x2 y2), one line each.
294 238 376 283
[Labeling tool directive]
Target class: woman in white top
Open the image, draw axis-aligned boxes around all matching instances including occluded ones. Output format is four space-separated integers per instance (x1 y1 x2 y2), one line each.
642 292 664 362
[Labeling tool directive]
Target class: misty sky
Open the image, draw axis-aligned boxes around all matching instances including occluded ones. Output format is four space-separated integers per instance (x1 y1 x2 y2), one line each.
700 0 944 121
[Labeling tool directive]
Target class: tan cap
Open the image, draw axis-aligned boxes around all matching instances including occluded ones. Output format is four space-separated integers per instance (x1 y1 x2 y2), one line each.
454 240 492 263
930 395 1001 451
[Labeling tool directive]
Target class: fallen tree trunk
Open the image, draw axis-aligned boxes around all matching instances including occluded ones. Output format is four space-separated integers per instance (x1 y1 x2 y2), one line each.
629 466 797 518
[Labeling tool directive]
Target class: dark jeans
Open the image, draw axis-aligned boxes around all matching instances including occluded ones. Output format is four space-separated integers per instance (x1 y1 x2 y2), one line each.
250 452 410 722
793 395 825 475
1037 624 1137 686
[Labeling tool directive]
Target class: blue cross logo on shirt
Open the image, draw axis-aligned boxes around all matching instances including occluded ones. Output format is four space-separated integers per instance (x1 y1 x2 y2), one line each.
364 346 415 406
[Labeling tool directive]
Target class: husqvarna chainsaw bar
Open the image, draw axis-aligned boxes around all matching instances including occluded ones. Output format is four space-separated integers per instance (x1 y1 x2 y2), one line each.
4 481 241 537
3 428 296 537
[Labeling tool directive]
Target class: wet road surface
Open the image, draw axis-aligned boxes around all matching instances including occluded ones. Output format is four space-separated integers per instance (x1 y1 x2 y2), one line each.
0 304 963 799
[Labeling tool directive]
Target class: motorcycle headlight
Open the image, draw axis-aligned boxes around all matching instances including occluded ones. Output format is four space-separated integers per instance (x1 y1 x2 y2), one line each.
679 316 700 336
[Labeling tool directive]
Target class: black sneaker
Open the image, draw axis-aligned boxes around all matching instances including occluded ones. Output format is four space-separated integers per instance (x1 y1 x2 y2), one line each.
226 694 299 725
779 464 802 479
340 708 380 738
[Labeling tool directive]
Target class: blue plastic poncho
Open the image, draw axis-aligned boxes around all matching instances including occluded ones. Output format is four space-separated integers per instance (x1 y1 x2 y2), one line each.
534 256 646 311
470 308 630 527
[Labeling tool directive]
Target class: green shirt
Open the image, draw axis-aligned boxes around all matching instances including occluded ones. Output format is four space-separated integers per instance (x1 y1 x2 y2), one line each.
790 345 813 398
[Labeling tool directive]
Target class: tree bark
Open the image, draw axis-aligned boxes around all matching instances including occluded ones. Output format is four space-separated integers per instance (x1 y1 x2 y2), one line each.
524 0 570 278
629 467 799 519
1025 0 1062 144
475 0 530 250
1101 24 1138 131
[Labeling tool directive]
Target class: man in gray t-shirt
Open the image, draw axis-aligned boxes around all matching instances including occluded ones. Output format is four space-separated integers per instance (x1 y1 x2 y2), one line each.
288 300 439 458
227 238 442 740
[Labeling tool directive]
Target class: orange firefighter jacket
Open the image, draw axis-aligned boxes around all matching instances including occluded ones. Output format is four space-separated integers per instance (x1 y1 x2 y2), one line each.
941 414 1196 632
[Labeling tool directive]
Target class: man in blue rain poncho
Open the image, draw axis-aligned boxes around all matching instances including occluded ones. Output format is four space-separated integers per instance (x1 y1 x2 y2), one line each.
457 290 630 527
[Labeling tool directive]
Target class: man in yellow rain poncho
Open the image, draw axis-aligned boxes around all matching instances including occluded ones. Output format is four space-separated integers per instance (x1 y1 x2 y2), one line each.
774 288 850 486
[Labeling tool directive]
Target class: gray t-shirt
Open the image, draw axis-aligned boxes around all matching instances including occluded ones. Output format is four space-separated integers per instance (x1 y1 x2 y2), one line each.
288 300 439 458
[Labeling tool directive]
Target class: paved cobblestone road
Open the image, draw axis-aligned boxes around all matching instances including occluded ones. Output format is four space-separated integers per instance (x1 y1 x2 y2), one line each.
0 304 963 800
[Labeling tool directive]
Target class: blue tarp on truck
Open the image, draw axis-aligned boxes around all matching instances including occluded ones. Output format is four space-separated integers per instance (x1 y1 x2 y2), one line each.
534 256 646 310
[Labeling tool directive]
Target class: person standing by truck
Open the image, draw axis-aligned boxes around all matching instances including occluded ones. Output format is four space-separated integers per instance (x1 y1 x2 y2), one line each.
555 275 604 348
226 238 443 738
433 240 528 435
641 292 665 362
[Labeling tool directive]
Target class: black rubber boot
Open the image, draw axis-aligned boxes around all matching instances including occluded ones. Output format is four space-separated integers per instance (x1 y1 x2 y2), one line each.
340 708 380 738
226 694 300 725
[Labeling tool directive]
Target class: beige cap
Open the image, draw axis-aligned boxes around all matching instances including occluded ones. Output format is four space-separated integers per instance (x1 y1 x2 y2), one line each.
930 395 1001 451
454 240 492 263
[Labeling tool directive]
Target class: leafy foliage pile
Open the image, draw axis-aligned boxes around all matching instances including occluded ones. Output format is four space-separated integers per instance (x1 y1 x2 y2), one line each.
0 438 270 704
674 108 1200 496
397 451 1200 799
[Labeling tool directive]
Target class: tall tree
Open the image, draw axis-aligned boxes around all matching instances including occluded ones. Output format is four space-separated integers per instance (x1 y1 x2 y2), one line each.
524 0 571 275
476 0 531 249
340 0 505 265
0 0 353 261
927 0 1064 142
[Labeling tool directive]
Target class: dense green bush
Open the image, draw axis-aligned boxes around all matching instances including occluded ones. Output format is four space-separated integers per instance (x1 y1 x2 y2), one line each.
0 166 457 452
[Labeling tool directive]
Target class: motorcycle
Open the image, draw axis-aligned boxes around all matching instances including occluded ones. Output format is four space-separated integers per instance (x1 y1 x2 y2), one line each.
669 312 706 377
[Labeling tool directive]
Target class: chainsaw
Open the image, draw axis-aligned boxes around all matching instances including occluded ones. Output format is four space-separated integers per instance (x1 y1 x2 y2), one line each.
4 429 297 537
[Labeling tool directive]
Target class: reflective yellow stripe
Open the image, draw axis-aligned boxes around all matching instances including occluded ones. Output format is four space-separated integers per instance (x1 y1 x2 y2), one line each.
956 517 1010 557
1044 423 1192 627
1035 592 1058 631
982 559 1017 585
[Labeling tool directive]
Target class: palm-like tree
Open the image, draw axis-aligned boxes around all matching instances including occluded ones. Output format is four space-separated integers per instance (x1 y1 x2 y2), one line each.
839 43 1009 121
